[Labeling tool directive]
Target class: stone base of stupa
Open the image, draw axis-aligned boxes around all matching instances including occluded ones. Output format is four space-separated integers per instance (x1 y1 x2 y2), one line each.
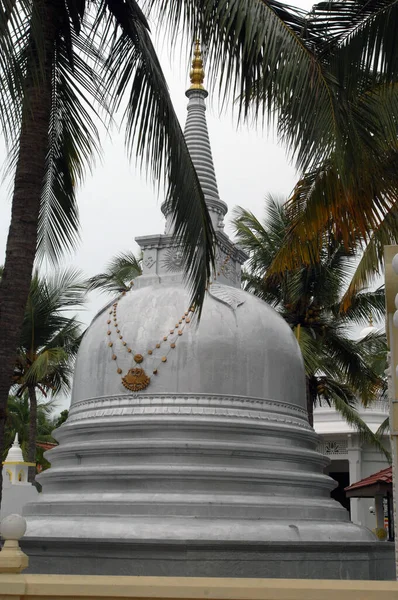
20 538 394 580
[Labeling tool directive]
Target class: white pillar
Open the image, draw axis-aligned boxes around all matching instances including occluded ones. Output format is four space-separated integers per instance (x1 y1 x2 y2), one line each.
375 494 385 531
347 434 362 524
383 245 398 579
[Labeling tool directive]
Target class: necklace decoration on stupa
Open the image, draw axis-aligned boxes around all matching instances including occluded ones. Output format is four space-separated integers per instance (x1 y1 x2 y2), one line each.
106 288 195 391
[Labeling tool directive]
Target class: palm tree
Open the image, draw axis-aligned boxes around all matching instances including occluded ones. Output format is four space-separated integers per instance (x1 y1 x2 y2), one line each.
10 268 85 480
4 393 57 460
267 1 398 289
233 196 389 458
86 251 142 295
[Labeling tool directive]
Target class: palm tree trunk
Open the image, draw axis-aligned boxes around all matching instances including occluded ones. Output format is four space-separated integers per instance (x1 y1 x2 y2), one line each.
306 376 314 427
27 386 38 482
0 0 59 504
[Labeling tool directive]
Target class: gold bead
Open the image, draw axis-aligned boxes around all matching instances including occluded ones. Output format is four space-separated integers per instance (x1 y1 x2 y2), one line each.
112 354 117 360
163 336 168 341
170 330 174 334
109 311 112 315
175 323 179 328
117 368 122 374
186 318 191 324
185 311 188 316
127 348 132 353
170 343 176 349
161 356 167 363
113 303 117 306
156 343 161 349
178 330 183 336
123 341 127 346
119 335 123 340
153 369 158 375
182 316 186 320
108 342 113 347
179 320 182 324
107 320 111 324
116 329 120 334
148 350 153 355
134 354 143 364
107 331 111 335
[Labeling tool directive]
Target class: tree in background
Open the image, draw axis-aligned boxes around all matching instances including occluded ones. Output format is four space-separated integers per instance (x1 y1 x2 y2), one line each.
10 269 85 480
87 252 142 295
4 394 56 460
267 1 398 295
233 197 389 458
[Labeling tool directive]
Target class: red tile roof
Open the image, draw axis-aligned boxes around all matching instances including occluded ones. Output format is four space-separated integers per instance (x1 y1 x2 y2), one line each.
36 441 58 451
345 466 392 492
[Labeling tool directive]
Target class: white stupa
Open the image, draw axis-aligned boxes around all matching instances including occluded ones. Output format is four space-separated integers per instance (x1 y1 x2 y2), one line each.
21 43 392 580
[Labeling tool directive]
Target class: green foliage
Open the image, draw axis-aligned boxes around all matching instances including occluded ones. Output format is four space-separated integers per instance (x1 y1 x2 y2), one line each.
234 196 390 459
86 251 142 295
267 1 398 290
3 393 57 461
12 269 85 398
0 0 218 312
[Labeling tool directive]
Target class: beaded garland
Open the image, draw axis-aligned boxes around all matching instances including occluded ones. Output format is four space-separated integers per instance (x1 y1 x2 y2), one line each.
106 290 195 391
106 250 233 391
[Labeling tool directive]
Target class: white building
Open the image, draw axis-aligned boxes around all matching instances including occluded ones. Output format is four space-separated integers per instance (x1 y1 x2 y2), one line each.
314 398 390 531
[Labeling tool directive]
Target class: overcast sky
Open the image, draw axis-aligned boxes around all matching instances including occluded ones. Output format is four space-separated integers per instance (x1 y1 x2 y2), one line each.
0 0 341 410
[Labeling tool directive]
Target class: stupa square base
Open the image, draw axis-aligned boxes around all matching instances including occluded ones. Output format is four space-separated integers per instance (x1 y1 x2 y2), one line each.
20 538 395 580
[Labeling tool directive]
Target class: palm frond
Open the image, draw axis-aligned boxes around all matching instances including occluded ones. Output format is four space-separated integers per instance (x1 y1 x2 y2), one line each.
376 416 390 437
86 250 142 294
309 0 398 84
323 384 391 461
37 29 104 264
339 287 386 324
94 0 215 313
147 0 338 173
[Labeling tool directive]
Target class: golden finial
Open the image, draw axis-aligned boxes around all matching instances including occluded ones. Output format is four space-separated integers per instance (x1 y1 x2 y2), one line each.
189 39 205 90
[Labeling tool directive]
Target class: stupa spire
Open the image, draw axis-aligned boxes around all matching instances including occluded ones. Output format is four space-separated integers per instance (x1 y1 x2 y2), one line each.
189 40 205 90
162 40 228 233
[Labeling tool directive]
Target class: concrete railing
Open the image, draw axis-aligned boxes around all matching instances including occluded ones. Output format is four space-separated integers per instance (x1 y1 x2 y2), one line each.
1 515 398 600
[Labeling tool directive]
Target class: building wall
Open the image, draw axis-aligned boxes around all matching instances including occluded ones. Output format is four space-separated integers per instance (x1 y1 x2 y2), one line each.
1 471 39 521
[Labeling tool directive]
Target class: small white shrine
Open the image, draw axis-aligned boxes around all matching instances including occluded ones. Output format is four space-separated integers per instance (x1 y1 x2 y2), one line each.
1 434 38 521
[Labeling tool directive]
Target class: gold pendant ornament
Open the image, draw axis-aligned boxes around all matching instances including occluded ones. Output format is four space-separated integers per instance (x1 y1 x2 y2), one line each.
122 368 151 392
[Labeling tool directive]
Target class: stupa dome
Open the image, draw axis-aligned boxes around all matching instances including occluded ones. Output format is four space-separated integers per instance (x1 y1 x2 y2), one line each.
72 282 306 409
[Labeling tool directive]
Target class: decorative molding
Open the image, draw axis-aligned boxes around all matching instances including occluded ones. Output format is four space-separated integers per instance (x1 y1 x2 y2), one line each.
208 283 244 310
67 394 311 431
317 439 348 456
161 247 185 272
143 255 156 270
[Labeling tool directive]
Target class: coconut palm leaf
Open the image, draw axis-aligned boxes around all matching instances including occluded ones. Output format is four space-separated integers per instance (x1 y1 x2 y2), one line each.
87 251 142 294
376 416 390 437
147 0 338 173
92 0 215 313
309 0 398 84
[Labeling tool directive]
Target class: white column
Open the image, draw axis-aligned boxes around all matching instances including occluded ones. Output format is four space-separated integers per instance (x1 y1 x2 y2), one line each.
347 433 362 524
383 245 398 579
375 494 385 531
